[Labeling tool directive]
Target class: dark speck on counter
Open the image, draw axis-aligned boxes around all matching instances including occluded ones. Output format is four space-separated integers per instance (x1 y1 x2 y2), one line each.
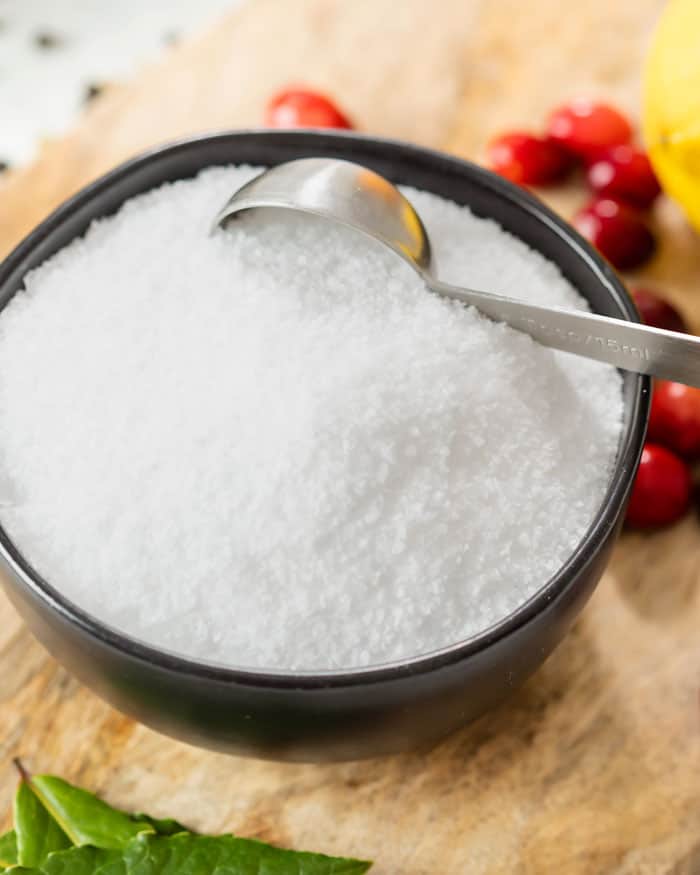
34 30 63 50
84 83 104 104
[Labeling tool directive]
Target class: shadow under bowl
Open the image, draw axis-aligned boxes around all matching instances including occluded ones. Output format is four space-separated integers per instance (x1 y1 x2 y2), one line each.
0 131 650 761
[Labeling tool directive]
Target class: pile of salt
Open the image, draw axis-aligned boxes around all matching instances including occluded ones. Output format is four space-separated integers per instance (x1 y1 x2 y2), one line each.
0 166 622 670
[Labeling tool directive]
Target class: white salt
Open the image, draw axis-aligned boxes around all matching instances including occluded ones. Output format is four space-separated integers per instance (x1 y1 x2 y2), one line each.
0 166 623 671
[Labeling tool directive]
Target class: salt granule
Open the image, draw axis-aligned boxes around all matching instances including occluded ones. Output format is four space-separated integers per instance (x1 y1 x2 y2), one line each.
0 166 623 670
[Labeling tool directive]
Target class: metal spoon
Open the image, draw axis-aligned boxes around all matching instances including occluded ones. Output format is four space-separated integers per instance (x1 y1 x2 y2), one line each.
214 157 700 386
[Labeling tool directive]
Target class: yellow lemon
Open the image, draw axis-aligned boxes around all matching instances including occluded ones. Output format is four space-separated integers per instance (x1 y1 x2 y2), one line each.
643 0 700 231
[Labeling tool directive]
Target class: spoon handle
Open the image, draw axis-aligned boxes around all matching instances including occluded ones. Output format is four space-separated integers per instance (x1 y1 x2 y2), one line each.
430 278 700 387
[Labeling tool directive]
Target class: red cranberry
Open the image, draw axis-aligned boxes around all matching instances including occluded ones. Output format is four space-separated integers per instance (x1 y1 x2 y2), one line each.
626 443 691 529
587 145 661 208
631 288 687 333
648 381 700 459
572 198 655 270
265 88 353 129
487 132 573 186
547 100 632 161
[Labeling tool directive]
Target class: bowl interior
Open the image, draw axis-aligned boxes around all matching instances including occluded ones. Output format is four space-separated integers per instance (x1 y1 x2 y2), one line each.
0 131 649 683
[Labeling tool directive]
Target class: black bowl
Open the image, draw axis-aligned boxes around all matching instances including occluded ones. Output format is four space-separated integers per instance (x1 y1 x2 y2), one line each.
0 132 649 761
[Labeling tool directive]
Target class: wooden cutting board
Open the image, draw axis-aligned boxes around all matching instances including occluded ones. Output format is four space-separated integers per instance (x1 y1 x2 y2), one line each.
2 1 700 871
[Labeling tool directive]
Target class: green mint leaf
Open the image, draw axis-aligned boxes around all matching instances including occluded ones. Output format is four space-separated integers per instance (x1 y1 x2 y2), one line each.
124 832 371 874
29 776 154 850
35 844 124 875
36 832 370 874
13 781 70 867
5 772 368 874
0 830 18 867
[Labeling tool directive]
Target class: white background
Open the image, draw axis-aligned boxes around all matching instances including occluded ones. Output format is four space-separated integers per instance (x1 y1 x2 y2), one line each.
0 0 240 167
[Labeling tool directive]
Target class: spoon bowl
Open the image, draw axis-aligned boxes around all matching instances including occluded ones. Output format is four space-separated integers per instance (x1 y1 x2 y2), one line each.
214 157 433 271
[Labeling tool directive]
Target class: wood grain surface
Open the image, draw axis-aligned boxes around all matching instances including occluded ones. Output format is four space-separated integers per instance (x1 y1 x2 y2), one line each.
2 1 700 872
